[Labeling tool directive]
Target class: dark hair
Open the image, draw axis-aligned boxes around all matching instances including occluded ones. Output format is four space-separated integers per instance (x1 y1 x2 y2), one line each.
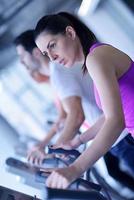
14 30 37 54
34 12 97 72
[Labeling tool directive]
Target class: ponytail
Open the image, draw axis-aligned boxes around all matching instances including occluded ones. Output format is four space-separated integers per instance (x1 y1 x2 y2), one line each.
58 12 97 73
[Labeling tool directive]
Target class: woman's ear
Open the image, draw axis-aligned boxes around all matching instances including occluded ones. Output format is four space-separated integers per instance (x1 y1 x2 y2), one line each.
65 26 76 40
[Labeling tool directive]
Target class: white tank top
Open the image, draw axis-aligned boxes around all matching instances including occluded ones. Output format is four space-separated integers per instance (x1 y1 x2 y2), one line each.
50 62 102 125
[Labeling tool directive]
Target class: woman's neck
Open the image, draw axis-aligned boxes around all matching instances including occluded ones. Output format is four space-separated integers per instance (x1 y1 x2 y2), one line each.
76 37 85 63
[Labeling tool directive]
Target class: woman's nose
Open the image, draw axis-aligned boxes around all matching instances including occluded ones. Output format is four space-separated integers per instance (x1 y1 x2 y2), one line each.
48 51 58 61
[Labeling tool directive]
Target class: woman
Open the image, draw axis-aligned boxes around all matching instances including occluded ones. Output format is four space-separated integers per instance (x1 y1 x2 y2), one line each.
34 12 134 189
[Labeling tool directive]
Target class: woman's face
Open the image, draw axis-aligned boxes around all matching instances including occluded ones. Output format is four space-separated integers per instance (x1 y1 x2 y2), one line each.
35 26 84 68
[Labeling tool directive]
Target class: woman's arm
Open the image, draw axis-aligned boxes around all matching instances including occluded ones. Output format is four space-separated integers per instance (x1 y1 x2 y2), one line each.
45 49 126 189
71 50 125 174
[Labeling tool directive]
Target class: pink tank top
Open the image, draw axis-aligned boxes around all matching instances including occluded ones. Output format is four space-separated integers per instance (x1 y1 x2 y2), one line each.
90 43 134 137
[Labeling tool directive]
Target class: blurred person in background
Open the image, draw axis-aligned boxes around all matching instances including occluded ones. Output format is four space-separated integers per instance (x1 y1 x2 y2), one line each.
14 30 134 190
14 30 102 166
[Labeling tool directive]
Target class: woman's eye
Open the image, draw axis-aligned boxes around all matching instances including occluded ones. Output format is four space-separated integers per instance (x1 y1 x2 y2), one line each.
50 43 56 49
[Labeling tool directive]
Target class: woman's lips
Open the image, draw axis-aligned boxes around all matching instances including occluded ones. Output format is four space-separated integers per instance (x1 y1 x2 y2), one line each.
59 59 67 66
59 59 64 64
